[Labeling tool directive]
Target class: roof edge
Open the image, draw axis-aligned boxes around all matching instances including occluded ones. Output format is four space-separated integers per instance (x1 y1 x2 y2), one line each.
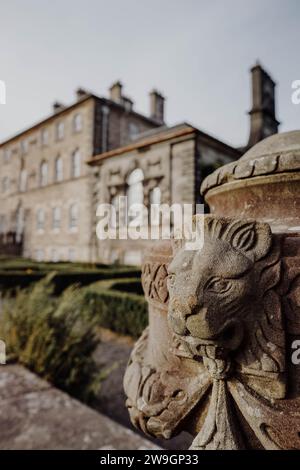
88 125 197 165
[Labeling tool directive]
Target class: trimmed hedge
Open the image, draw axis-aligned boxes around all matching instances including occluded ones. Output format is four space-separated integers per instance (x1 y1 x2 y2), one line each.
84 282 148 338
0 257 147 340
89 277 143 296
0 258 114 272
0 267 141 294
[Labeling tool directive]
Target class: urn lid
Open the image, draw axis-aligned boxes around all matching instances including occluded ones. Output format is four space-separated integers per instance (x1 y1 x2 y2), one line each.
201 131 300 233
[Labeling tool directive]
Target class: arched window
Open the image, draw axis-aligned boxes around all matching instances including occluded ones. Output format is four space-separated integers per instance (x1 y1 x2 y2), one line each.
69 203 78 229
40 161 48 187
127 169 144 206
36 208 45 231
126 168 144 224
73 113 83 132
71 149 81 178
52 207 61 230
149 186 161 205
19 169 27 192
55 156 63 182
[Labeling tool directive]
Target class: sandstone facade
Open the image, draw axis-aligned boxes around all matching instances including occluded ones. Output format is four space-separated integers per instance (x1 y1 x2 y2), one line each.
0 64 279 264
0 86 159 261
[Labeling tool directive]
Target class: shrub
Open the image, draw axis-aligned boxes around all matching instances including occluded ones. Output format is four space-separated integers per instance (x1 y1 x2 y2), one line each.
0 275 102 402
84 284 148 338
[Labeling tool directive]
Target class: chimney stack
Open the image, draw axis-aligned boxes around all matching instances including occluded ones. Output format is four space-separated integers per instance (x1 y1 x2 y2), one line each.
247 62 279 148
122 96 133 112
76 87 88 101
53 101 65 113
109 81 123 103
149 90 165 124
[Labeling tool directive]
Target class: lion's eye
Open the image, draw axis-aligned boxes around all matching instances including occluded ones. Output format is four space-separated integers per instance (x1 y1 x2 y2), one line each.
207 278 231 293
167 274 176 289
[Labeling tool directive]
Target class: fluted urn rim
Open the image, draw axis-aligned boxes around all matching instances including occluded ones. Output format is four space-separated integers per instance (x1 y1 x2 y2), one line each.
201 130 300 197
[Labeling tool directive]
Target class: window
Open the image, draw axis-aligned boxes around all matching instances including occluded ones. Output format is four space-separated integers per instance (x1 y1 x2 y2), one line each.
126 168 144 224
68 248 76 262
56 121 64 140
16 206 24 242
110 195 119 229
41 128 48 146
0 215 7 234
69 203 78 229
101 105 109 152
55 156 63 182
124 250 142 266
129 122 140 141
73 113 83 132
149 186 161 205
35 249 44 262
51 249 59 262
52 207 61 230
149 186 161 226
20 139 28 155
71 149 81 178
19 169 27 192
1 177 9 193
40 161 48 186
36 208 45 231
127 168 144 206
3 148 11 163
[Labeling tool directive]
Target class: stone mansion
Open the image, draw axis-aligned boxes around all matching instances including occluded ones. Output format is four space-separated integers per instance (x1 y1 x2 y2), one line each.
0 64 279 264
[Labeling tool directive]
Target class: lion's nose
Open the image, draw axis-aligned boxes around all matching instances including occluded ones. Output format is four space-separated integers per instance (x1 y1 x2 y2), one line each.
168 294 202 335
168 308 188 335
186 308 211 338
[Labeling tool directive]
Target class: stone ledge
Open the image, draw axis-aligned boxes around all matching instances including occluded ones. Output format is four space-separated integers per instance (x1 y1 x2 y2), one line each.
0 365 160 450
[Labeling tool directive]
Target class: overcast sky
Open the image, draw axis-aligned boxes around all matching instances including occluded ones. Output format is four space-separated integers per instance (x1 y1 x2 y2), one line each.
0 0 299 147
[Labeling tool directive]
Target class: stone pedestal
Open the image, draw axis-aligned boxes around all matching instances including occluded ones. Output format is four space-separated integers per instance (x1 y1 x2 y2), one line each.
124 131 300 449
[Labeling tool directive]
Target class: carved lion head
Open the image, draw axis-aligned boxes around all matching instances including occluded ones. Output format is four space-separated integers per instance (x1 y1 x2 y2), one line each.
168 216 285 388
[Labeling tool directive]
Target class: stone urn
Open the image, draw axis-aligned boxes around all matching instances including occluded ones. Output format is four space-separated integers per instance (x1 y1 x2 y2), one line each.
124 131 300 450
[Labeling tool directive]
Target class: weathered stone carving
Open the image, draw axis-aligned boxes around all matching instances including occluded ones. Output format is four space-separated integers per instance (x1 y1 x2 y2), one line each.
124 131 300 449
